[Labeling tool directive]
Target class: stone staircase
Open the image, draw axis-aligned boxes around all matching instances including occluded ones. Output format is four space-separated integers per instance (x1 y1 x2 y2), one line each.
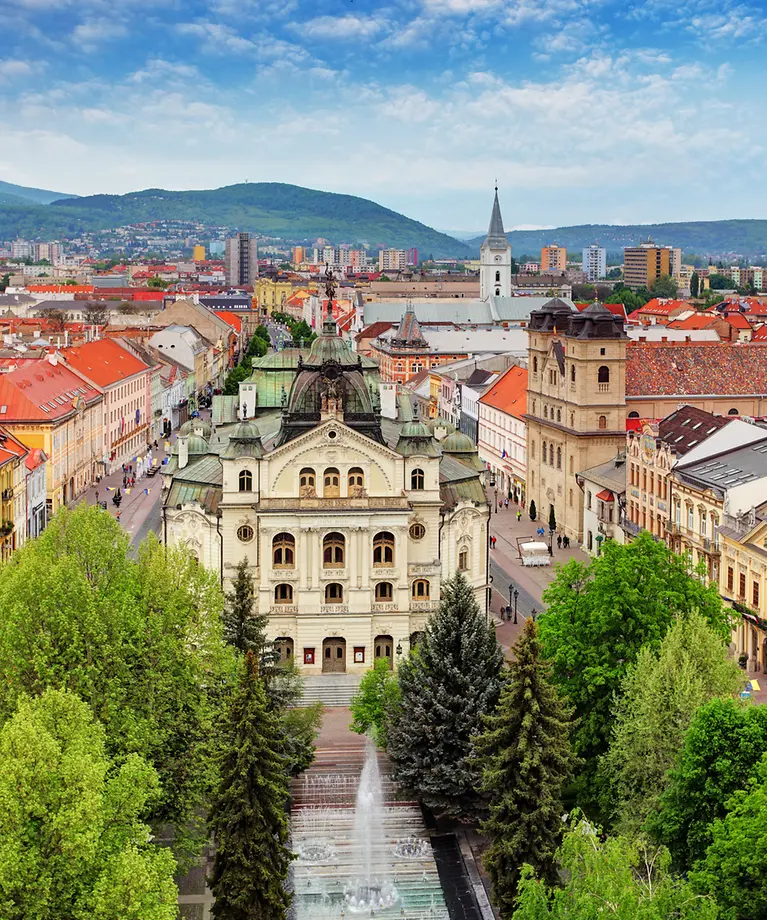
300 674 363 708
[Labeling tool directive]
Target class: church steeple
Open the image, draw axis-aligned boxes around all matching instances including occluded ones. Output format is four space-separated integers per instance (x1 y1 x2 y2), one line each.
479 185 512 301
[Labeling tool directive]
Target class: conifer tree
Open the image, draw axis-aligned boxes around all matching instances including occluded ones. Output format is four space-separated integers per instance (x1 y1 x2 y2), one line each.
474 618 574 918
529 500 537 521
387 571 504 818
223 559 267 655
548 504 556 533
208 651 293 920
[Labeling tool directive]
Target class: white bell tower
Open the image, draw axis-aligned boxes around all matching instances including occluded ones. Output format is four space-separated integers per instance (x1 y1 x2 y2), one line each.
479 185 512 301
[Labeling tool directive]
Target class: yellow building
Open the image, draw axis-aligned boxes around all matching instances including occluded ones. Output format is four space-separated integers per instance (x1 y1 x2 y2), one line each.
255 279 294 317
720 510 767 673
193 244 206 261
0 358 104 511
541 245 567 273
623 242 671 289
0 427 29 561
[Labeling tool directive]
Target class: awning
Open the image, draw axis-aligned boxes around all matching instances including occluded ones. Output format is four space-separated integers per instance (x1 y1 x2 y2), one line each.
748 679 761 692
596 488 615 502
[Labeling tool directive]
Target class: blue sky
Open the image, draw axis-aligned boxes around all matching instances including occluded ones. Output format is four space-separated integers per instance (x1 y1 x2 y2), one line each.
1 0 766 231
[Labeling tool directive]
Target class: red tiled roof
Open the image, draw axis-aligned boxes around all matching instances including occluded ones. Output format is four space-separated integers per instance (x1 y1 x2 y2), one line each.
576 301 627 320
478 365 528 419
61 338 150 388
357 322 393 340
26 285 94 294
752 326 767 341
669 313 721 330
638 298 689 315
627 342 767 397
0 425 28 467
595 488 614 502
213 311 243 332
0 359 102 422
725 312 751 330
24 447 47 471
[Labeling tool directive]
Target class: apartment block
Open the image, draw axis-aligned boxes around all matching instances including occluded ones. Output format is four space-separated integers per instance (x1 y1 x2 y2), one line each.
224 233 258 287
379 249 408 272
541 244 567 273
582 245 606 282
623 241 672 289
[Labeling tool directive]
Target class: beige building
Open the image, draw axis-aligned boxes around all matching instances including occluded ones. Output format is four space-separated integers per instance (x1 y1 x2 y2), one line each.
525 299 628 541
720 509 767 672
623 241 672 289
162 314 489 674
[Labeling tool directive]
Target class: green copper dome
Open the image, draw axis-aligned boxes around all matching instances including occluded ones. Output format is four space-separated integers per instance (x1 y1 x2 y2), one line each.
441 431 476 453
307 332 359 366
221 420 264 459
179 419 213 439
187 434 209 455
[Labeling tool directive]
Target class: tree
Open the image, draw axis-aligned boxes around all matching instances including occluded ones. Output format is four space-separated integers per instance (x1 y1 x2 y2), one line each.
529 499 537 521
0 505 237 863
548 503 556 533
599 612 743 835
387 572 504 818
708 273 733 290
691 271 700 298
350 657 400 748
208 652 293 920
650 274 678 298
690 752 767 919
223 363 250 396
606 266 622 279
46 308 69 330
0 689 178 920
474 619 574 916
254 324 270 342
514 818 718 920
538 532 729 800
82 302 110 326
648 698 767 870
147 276 170 290
223 559 267 655
0 272 10 291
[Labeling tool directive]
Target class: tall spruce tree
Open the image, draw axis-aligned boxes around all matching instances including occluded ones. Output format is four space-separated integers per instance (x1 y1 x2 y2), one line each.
474 618 574 918
223 559 267 655
387 571 504 818
208 652 293 920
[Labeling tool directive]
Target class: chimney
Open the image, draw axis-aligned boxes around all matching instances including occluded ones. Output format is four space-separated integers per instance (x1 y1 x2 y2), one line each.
178 433 189 469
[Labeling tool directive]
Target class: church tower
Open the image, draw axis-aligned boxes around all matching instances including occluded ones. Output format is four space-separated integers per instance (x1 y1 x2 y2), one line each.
479 186 512 300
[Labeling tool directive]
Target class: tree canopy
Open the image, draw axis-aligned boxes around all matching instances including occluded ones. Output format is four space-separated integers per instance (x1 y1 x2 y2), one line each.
0 689 178 920
350 656 400 748
650 273 679 298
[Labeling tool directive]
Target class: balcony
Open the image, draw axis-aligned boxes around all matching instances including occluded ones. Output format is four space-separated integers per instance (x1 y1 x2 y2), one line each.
321 604 349 614
372 602 398 612
597 383 610 393
408 561 441 577
269 567 298 582
269 604 298 614
411 600 439 612
1 488 13 502
371 567 398 580
320 568 347 580
621 517 641 537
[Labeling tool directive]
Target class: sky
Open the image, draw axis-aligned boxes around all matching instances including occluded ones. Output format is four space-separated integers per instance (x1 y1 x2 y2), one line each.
1 0 766 232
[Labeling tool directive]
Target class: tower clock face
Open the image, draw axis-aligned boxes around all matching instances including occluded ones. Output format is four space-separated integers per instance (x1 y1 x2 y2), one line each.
495 256 501 262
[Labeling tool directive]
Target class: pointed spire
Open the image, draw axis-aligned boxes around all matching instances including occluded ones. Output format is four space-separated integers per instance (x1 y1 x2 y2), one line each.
483 186 509 249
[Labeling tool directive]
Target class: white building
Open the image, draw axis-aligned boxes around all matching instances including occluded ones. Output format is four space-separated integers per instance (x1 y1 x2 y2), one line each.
479 188 512 301
477 365 528 504
582 245 607 282
162 315 490 675
577 453 627 555
24 447 48 539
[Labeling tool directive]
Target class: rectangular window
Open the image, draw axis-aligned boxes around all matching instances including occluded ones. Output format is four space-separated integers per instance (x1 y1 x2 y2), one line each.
740 572 747 598
754 582 760 609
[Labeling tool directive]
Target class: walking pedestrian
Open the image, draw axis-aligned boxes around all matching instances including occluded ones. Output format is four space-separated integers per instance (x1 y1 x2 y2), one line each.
557 534 562 550
516 510 521 522
504 498 509 509
563 535 570 548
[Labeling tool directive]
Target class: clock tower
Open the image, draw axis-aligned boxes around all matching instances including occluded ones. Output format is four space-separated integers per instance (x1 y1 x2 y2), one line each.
479 185 512 301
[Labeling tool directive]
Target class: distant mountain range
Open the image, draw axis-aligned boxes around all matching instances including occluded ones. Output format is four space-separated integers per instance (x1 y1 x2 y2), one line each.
0 180 77 206
468 221 767 259
0 181 471 258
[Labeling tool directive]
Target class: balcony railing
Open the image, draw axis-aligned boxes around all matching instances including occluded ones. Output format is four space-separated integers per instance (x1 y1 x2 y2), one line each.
597 383 610 392
1 488 13 502
411 600 439 612
321 604 349 614
621 517 641 536
270 604 298 614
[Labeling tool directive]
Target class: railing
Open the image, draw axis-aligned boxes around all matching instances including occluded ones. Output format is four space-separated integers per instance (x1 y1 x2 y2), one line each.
370 567 399 579
621 518 641 536
1 489 13 502
411 600 439 612
320 568 347 580
258 496 411 511
371 602 398 611
597 383 609 392
270 605 298 614
321 604 349 614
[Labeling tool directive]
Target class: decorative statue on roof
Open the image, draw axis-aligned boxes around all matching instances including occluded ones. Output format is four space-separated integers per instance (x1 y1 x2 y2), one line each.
323 263 336 312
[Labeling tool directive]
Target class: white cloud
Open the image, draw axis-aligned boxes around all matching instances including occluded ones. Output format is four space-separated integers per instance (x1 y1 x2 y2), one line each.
71 18 128 49
298 14 388 40
0 60 36 80
175 21 257 53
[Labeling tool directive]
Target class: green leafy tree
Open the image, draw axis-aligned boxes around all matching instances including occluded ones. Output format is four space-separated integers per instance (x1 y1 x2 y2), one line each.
0 505 237 862
650 273 679 298
539 532 729 799
690 271 700 298
223 559 266 655
600 612 743 835
529 499 537 521
691 753 767 919
548 504 556 533
387 572 504 818
247 335 268 358
708 273 733 290
208 652 293 920
648 698 767 870
223 363 250 396
0 689 178 920
0 272 10 291
350 657 400 748
514 818 718 920
474 619 574 916
254 324 270 342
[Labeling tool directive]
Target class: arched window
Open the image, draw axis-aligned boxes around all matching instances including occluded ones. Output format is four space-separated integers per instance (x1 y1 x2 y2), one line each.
274 583 293 604
495 288 500 296
412 579 430 599
544 405 548 419
348 467 364 491
458 547 469 571
495 270 500 283
533 356 538 373
570 364 576 382
556 446 562 469
273 532 295 568
375 582 393 602
628 411 640 419
556 408 561 423
411 468 425 490
598 415 607 429
239 469 253 492
598 366 610 384
299 467 315 490
728 408 739 415
542 440 548 464
325 583 343 602
323 467 340 497
323 532 345 567
373 531 395 566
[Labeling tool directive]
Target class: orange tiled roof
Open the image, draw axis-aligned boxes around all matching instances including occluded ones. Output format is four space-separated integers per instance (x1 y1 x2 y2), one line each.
24 446 47 471
26 285 94 294
0 425 28 467
479 365 528 419
669 313 721 330
627 342 767 397
61 338 150 388
212 311 243 332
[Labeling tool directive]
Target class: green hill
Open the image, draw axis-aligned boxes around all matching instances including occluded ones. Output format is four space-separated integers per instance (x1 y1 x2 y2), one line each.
0 182 469 258
0 180 77 205
469 221 767 259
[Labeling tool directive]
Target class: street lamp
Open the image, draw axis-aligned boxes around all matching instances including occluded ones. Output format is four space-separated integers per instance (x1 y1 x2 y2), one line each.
509 583 519 625
396 641 403 658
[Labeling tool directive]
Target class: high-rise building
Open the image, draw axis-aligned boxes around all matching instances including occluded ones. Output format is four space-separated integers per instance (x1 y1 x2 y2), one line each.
11 239 31 260
541 245 567 273
479 187 512 300
292 246 305 265
623 241 671 289
192 245 206 261
582 245 606 282
224 233 258 287
379 249 408 272
407 248 419 266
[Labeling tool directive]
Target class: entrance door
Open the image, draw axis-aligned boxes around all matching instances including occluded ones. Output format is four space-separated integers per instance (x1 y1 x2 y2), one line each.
374 635 394 669
274 638 294 664
322 638 346 673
